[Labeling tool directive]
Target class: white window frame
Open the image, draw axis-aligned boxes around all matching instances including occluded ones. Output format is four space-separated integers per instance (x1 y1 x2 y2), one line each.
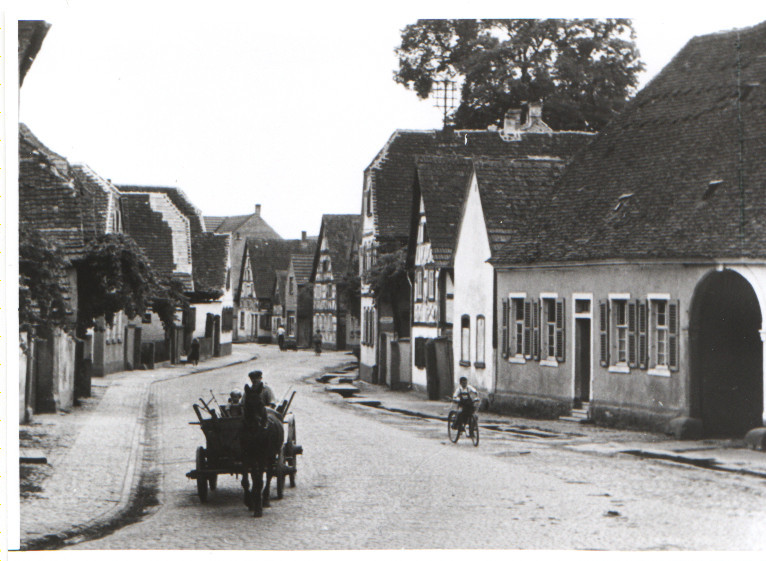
475 315 486 366
608 293 631 374
508 292 527 363
648 294 672 377
540 292 558 366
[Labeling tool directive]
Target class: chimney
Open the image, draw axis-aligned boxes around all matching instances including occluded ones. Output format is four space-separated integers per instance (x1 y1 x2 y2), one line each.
526 101 543 129
501 108 523 141
301 231 307 242
255 204 261 216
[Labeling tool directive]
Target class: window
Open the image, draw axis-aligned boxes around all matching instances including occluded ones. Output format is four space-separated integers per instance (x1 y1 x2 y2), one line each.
512 298 525 357
460 315 471 365
287 313 296 336
288 277 294 295
649 297 679 373
415 269 423 301
222 307 233 332
239 311 245 330
475 315 485 366
540 297 565 363
544 299 557 359
143 312 152 324
427 270 436 301
654 300 668 367
323 259 329 273
614 299 628 365
366 188 372 217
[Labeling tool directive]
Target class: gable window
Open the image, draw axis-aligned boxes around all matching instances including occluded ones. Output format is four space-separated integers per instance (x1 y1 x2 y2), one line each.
460 315 471 366
365 188 372 217
475 315 486 367
417 217 425 244
289 276 294 295
427 270 436 301
414 269 423 301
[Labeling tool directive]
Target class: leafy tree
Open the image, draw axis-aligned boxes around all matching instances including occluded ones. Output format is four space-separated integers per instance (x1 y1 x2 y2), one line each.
364 246 410 336
76 234 186 333
395 19 644 131
337 268 361 319
19 224 72 334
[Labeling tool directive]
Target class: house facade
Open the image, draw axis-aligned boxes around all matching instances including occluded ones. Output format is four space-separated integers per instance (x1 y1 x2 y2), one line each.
311 214 361 351
407 157 471 394
489 21 766 439
205 204 281 341
237 235 316 343
360 112 591 386
285 254 315 348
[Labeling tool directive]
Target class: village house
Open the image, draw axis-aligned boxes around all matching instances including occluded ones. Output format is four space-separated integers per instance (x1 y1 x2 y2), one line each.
71 164 136 375
205 204 281 341
120 185 233 361
310 214 362 351
489 21 766 440
361 107 591 386
407 156 472 397
237 234 316 343
271 270 288 335
285 254 315 348
19 123 84 413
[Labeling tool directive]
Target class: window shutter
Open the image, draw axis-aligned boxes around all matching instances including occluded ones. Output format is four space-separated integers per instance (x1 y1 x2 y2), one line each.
532 300 541 361
523 300 532 359
637 300 648 369
556 297 565 362
599 300 609 367
668 299 680 371
501 298 509 358
627 301 637 368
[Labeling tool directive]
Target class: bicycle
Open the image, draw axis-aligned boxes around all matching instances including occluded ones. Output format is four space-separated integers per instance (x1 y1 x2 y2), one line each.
447 403 479 446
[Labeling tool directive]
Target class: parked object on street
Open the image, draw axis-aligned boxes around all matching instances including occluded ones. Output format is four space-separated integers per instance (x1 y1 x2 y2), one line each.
186 386 302 517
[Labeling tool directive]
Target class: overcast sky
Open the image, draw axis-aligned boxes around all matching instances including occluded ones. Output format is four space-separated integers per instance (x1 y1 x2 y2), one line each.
14 0 766 239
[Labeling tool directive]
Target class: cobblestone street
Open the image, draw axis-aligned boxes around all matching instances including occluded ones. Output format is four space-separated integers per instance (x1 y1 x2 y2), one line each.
65 345 766 550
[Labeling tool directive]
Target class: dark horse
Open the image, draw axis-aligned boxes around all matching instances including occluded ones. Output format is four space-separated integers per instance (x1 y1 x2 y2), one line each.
240 382 284 517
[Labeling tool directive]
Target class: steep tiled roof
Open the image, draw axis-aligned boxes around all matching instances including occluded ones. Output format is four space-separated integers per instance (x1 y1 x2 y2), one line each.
290 254 315 285
192 232 230 292
367 128 592 241
205 213 281 239
19 124 85 258
493 21 766 265
19 20 50 86
473 158 566 257
120 194 176 278
119 185 205 234
311 214 361 282
71 164 122 239
414 156 473 267
243 238 317 301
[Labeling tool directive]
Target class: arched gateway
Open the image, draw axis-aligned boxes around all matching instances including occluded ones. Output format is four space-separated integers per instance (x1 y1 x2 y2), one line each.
690 269 764 437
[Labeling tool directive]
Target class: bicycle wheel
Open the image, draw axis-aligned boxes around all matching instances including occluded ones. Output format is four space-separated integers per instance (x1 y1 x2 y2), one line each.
447 411 460 443
469 415 479 447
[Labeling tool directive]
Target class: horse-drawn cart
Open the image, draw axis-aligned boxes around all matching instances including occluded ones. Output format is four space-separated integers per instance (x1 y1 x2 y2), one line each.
186 389 302 504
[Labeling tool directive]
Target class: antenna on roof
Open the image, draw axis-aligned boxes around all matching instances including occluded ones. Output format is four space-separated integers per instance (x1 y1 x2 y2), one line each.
431 79 458 129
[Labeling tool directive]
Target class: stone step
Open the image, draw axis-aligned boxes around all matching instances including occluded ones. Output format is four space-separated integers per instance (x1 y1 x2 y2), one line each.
324 384 360 398
345 397 382 407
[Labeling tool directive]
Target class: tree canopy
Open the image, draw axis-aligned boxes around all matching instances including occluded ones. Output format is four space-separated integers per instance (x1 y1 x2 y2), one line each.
394 19 644 131
19 224 72 334
76 234 187 333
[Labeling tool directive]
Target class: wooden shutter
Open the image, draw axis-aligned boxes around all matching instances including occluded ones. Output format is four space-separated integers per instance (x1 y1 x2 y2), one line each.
599 300 609 367
523 300 532 359
556 297 566 362
532 300 541 361
637 300 648 369
668 299 680 371
627 301 637 368
501 298 509 358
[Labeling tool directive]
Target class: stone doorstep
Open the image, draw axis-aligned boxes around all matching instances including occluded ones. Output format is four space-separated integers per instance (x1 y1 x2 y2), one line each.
20 450 48 464
323 384 360 397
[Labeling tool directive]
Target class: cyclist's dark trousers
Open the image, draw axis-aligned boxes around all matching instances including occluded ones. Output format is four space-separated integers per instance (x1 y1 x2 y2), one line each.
457 398 475 428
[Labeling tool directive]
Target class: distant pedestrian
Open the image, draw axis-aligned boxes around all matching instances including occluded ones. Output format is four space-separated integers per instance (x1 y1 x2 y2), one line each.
189 338 200 366
313 329 323 355
277 324 286 350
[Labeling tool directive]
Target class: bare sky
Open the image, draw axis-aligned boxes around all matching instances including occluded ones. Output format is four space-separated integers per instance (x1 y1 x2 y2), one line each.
14 0 766 239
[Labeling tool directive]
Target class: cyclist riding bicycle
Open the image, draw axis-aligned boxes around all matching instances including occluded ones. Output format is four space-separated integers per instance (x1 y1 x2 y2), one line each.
452 376 480 431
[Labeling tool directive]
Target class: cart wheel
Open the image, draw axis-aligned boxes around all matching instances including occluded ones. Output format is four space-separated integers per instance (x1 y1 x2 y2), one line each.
276 447 286 499
208 474 218 491
288 452 297 488
447 411 460 443
470 415 480 447
288 419 297 487
196 447 208 503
